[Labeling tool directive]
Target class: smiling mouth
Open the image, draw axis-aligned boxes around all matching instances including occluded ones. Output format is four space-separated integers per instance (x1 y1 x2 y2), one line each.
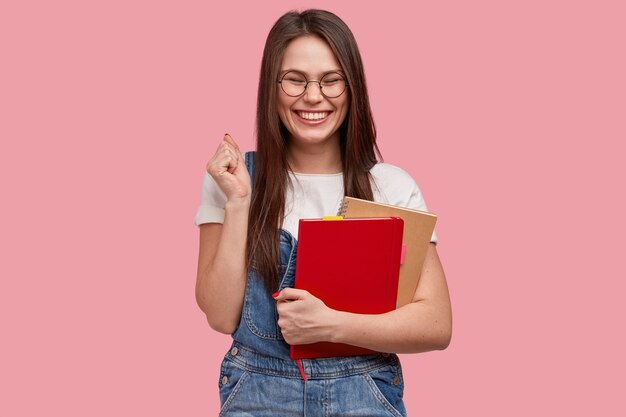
295 110 331 121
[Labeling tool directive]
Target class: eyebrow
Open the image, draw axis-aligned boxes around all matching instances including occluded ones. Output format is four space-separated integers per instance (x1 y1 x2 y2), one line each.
279 68 345 77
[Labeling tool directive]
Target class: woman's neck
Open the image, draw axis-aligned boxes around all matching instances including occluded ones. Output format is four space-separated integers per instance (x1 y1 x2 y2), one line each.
286 140 342 174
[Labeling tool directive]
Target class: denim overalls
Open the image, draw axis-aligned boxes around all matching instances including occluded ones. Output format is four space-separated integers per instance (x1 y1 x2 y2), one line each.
217 152 407 417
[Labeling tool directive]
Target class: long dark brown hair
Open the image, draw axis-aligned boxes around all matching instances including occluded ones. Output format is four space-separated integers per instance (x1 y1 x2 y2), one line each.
247 9 382 292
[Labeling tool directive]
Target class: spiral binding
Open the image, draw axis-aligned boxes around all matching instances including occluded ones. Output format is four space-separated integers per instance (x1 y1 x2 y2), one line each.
337 198 349 216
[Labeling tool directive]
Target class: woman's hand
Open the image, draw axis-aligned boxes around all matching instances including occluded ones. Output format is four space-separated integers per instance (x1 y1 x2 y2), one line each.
273 288 338 345
206 134 251 202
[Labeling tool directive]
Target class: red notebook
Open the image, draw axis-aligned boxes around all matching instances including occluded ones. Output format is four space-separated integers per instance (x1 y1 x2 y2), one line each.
290 217 404 359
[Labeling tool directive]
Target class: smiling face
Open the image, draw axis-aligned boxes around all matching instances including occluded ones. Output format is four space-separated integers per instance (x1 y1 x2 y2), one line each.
277 35 350 151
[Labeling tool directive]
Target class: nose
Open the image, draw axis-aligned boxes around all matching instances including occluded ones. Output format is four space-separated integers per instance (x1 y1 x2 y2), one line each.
302 81 324 104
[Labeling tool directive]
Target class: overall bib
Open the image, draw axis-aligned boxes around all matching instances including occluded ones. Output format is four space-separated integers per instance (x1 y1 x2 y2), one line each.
217 152 407 417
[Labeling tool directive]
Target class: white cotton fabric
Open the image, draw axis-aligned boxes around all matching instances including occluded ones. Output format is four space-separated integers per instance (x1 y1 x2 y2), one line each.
194 154 438 243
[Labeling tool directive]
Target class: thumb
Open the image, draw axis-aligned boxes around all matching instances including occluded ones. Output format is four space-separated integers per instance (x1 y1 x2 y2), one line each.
273 288 308 301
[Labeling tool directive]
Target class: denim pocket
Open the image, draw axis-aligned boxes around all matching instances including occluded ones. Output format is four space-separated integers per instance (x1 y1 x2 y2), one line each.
243 268 285 340
242 232 296 340
218 359 250 416
363 364 407 417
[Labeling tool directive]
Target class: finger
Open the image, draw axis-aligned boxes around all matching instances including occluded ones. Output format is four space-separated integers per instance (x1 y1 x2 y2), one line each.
273 288 308 301
209 156 238 178
220 146 239 167
208 155 234 177
218 139 237 156
223 133 240 151
218 141 243 169
273 290 293 302
214 145 239 172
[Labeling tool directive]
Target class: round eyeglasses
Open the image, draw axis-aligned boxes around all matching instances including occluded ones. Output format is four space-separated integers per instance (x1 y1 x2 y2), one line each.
278 70 348 98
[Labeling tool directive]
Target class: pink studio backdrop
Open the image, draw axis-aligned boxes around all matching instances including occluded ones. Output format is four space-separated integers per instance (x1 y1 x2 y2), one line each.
1 0 624 416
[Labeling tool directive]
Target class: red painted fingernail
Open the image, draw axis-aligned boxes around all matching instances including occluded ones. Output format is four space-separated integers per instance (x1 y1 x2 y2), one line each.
272 291 280 298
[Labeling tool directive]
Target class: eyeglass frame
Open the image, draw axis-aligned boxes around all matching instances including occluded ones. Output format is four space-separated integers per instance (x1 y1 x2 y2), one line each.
277 70 349 98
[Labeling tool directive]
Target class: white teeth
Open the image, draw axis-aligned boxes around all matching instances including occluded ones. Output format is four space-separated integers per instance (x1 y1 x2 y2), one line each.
297 111 329 120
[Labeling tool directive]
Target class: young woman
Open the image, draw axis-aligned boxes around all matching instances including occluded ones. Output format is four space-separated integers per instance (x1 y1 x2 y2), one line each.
195 9 452 417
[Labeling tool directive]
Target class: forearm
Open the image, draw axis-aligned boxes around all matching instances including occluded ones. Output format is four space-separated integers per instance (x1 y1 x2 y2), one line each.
330 301 452 354
196 199 250 332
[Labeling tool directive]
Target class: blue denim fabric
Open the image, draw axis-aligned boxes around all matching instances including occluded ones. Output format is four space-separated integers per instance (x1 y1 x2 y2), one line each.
218 152 407 416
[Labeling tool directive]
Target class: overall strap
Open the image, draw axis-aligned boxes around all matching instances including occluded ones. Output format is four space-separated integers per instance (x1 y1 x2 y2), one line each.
243 150 307 379
244 151 256 193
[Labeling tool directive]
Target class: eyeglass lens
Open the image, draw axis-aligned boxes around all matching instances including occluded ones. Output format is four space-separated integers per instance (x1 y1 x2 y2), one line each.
280 71 347 98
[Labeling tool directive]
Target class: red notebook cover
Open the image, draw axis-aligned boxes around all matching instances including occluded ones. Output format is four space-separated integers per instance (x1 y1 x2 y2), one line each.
290 217 404 359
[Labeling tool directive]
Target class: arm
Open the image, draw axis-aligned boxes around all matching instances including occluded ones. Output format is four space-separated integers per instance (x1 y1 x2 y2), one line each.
332 243 451 352
274 243 452 353
195 134 251 334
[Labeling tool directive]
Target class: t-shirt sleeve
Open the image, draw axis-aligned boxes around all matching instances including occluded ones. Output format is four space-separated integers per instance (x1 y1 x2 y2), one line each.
371 163 438 243
193 171 228 227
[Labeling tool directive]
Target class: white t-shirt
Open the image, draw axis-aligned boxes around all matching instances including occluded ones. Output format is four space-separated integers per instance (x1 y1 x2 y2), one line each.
194 155 438 243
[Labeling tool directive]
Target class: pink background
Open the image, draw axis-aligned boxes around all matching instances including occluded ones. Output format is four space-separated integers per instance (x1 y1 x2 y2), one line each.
1 0 624 415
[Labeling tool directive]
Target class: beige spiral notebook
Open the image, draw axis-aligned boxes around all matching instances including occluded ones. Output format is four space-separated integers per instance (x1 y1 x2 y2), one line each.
337 196 437 307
